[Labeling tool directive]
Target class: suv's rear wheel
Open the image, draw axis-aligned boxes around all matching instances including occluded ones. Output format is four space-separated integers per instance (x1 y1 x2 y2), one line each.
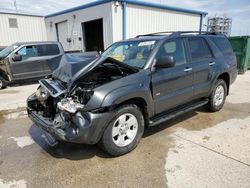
0 76 7 89
99 104 144 156
206 79 227 112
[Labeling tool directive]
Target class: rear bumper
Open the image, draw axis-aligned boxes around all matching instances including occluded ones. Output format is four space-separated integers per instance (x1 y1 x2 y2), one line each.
27 94 112 145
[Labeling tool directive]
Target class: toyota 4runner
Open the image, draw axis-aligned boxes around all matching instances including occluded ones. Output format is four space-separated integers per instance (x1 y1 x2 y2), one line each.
27 31 237 156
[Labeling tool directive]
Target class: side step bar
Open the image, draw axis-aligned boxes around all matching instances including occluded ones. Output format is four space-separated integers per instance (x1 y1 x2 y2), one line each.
149 99 208 127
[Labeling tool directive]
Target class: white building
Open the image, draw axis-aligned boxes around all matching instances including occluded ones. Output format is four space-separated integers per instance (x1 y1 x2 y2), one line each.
0 12 47 48
45 0 207 52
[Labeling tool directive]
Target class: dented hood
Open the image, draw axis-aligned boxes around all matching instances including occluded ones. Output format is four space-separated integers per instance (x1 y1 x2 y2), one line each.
50 54 138 91
51 54 97 84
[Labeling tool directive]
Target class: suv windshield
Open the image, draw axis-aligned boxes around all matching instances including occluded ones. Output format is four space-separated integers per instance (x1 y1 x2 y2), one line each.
102 40 157 68
0 44 20 59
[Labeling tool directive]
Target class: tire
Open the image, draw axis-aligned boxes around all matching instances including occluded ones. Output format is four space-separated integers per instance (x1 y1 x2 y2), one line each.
99 104 144 156
0 76 7 89
206 79 227 112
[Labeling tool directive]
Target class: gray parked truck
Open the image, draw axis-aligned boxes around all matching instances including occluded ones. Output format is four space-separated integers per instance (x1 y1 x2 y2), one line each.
0 41 64 89
0 41 98 89
27 31 237 156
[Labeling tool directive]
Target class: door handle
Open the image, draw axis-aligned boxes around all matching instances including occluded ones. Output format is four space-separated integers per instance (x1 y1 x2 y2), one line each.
184 67 192 72
209 62 215 66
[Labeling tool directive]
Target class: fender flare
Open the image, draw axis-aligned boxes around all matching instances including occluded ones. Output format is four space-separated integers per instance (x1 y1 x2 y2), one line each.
101 84 154 117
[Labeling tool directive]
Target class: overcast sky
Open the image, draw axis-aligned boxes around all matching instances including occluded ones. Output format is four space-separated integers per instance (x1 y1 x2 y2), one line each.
0 0 249 36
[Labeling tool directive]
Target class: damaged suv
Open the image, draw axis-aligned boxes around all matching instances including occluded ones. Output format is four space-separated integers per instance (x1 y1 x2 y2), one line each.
27 31 237 156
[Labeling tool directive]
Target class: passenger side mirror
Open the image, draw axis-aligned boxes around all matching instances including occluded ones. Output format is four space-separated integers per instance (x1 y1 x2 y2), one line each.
155 56 175 68
12 54 22 61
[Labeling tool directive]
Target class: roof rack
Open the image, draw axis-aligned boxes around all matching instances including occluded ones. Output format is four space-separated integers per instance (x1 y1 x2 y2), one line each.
136 31 220 38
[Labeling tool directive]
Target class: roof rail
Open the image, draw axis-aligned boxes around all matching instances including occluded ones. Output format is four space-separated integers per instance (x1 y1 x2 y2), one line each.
136 31 220 38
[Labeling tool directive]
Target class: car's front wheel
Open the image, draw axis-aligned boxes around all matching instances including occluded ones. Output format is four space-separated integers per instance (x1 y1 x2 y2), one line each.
206 79 227 112
0 76 7 89
99 104 144 156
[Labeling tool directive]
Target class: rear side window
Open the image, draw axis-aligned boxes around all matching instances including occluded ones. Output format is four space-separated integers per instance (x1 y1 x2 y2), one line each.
210 37 233 55
37 44 60 56
188 38 212 61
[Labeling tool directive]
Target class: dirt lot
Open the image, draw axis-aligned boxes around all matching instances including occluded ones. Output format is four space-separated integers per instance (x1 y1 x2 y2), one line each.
0 72 250 188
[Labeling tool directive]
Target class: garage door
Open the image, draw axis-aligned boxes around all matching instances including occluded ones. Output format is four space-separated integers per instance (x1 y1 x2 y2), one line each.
56 21 69 51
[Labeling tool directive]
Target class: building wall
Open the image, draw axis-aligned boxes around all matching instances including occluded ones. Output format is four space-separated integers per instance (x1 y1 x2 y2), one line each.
112 3 203 41
111 2 123 43
45 2 205 51
0 13 46 47
45 2 113 52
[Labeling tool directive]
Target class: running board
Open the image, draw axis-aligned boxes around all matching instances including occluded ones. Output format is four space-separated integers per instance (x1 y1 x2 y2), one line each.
149 99 208 127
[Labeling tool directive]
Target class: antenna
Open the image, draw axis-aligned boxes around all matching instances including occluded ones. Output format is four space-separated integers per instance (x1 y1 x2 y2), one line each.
13 0 18 12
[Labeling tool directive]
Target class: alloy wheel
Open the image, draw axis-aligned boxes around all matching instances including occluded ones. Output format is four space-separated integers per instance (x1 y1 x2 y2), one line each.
112 113 138 147
213 85 225 106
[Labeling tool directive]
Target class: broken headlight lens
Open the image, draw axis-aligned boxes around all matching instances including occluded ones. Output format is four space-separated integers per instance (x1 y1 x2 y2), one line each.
36 86 49 102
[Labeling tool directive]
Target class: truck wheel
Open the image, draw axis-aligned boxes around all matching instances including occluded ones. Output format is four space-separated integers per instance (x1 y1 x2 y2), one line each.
206 79 227 112
99 104 144 156
0 76 7 89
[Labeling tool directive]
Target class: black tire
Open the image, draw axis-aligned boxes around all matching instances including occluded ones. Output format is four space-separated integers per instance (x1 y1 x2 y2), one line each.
0 76 7 89
206 79 227 112
99 104 144 156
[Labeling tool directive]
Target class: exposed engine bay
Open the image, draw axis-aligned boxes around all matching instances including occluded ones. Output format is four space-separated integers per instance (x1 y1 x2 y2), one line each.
27 56 138 144
71 61 137 104
29 59 137 119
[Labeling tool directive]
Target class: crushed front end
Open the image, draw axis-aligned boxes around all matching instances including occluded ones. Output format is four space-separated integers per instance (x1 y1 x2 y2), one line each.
27 78 112 145
27 55 138 145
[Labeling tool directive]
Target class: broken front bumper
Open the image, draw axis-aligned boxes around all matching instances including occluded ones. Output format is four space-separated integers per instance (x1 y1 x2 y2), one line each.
27 94 112 145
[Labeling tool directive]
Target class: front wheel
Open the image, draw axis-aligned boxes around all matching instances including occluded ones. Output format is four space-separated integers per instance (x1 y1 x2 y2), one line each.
0 76 7 89
99 104 144 156
206 79 227 112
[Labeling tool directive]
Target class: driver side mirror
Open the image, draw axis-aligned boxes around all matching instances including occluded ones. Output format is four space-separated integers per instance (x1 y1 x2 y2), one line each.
155 56 175 68
12 54 22 61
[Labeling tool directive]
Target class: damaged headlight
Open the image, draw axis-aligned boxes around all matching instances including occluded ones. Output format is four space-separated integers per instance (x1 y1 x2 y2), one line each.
36 86 49 104
57 98 84 114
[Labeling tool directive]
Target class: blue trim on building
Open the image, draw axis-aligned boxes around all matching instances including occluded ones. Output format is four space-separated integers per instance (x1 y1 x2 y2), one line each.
45 0 112 18
45 0 208 18
199 14 203 32
122 1 127 40
123 0 208 15
45 0 208 38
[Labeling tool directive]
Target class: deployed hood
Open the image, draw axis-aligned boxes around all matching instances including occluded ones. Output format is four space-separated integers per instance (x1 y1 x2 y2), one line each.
50 54 138 91
50 54 97 84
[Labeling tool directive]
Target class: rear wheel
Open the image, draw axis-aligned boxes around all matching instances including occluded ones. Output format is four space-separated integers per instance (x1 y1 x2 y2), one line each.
206 79 227 112
0 76 7 89
99 104 144 156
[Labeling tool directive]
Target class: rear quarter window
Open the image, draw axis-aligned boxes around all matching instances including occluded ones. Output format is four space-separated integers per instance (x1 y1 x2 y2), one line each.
210 37 233 55
188 38 212 61
37 44 60 56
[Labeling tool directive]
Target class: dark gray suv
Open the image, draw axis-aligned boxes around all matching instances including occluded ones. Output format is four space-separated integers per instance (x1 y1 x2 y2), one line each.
27 31 237 156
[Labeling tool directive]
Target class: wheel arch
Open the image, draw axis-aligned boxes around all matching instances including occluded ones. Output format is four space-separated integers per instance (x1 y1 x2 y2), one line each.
0 69 9 82
101 84 154 118
217 72 230 95
115 97 150 127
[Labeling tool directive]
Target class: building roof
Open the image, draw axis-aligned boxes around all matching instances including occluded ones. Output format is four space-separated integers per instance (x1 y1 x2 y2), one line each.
0 11 43 17
45 0 208 18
